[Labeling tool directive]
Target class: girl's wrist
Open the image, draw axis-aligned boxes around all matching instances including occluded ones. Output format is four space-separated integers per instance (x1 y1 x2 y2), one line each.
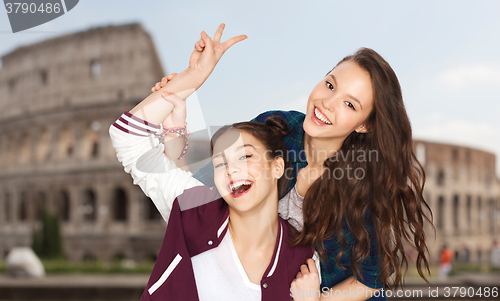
185 66 212 83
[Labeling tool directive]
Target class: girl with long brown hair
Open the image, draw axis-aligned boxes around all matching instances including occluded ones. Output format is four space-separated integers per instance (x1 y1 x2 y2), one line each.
150 24 433 300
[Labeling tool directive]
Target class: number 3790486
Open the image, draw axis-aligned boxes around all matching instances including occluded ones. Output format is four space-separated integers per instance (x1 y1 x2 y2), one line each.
443 287 498 298
5 3 61 14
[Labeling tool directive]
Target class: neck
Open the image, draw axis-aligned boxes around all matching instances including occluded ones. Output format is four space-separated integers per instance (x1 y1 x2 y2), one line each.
303 132 343 168
228 194 279 251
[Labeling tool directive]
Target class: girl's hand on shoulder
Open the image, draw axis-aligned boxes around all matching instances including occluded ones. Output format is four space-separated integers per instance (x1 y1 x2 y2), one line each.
187 23 247 77
291 258 321 301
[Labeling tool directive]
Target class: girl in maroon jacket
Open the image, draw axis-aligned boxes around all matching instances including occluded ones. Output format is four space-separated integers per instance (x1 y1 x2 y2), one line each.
109 23 319 299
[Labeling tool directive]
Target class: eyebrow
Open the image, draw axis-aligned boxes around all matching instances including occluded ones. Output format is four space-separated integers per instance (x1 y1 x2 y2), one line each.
329 74 363 109
212 144 255 159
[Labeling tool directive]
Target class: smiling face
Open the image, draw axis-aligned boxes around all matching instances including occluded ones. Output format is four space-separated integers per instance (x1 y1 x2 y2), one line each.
303 60 374 141
212 130 284 214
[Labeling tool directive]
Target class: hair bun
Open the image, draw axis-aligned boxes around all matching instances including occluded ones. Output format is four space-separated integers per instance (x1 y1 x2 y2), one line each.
264 115 290 139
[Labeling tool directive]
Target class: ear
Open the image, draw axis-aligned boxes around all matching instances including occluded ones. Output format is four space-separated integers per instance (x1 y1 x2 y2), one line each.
273 157 285 179
355 123 371 133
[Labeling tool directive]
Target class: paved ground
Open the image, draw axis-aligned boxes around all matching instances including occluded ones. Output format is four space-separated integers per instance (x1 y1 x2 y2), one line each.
0 272 498 300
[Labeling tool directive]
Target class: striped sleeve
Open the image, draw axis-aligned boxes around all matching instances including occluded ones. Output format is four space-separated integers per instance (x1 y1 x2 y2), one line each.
109 110 203 223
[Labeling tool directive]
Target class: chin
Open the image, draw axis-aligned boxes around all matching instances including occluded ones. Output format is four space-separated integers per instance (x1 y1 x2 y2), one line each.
303 119 320 137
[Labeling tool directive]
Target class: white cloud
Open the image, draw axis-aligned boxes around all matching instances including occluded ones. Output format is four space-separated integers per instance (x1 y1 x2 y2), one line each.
436 63 500 90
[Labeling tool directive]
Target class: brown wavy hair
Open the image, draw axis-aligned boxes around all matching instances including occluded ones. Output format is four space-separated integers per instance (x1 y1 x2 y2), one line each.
292 48 434 290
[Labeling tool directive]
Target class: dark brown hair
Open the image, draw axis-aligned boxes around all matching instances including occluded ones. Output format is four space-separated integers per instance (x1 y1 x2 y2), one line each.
293 48 434 290
210 115 291 199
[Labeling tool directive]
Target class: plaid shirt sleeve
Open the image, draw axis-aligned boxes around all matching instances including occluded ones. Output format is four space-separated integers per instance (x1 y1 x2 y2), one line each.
320 209 386 300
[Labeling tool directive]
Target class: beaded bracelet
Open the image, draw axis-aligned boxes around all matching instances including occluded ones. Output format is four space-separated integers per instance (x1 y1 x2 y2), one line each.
155 122 192 160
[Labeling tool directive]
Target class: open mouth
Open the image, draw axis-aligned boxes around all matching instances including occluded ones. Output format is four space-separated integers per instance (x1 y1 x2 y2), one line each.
227 180 253 198
312 106 332 125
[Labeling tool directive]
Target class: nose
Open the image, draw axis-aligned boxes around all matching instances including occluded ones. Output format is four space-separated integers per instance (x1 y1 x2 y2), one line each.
225 161 240 177
321 96 336 113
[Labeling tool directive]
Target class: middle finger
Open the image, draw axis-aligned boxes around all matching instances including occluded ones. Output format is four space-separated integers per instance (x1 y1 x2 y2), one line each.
213 23 225 42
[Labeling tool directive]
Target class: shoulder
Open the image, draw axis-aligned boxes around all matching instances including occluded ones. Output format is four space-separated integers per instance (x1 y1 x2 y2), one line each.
176 186 229 256
176 186 228 237
251 110 305 125
177 185 222 211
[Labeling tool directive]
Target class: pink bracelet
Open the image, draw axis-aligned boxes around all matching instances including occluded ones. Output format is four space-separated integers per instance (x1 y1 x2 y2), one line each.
155 122 192 160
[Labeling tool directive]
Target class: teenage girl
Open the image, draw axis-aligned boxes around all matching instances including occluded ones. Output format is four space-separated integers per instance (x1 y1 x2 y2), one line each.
110 97 318 300
149 23 433 300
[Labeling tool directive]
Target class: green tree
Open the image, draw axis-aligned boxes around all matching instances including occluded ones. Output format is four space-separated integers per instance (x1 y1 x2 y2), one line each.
32 207 64 259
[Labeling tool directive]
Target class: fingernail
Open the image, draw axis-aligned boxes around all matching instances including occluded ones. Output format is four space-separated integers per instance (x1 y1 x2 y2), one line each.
201 31 206 36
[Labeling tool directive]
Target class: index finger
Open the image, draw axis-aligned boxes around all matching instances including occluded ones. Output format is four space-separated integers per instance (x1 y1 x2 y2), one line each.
220 34 248 51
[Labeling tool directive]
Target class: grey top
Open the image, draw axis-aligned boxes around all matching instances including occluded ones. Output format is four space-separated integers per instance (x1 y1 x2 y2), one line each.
278 184 304 232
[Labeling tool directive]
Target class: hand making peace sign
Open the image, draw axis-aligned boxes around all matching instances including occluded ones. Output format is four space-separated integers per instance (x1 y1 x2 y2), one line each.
152 23 247 92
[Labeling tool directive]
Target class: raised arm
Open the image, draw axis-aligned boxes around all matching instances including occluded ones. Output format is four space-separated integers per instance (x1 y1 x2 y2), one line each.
109 110 202 223
109 24 245 221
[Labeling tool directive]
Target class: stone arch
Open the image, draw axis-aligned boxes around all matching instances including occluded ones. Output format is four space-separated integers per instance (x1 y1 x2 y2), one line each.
19 132 30 165
144 196 162 221
453 195 459 230
40 69 48 85
82 189 97 222
477 196 482 232
6 135 16 166
437 169 445 186
55 190 70 222
19 191 27 221
437 196 445 231
452 147 459 162
36 127 50 163
489 198 495 234
35 191 47 221
112 187 127 222
90 59 101 78
57 125 74 159
82 122 100 159
466 195 472 230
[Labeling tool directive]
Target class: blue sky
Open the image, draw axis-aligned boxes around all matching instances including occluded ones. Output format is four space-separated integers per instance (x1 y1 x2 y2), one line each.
1 0 500 175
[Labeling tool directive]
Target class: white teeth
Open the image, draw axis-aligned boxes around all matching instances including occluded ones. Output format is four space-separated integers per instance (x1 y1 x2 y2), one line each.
314 108 332 125
230 181 251 191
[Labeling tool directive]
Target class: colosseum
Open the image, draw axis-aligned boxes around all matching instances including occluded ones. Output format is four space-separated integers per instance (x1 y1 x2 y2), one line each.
0 23 209 263
413 140 500 264
0 23 499 265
